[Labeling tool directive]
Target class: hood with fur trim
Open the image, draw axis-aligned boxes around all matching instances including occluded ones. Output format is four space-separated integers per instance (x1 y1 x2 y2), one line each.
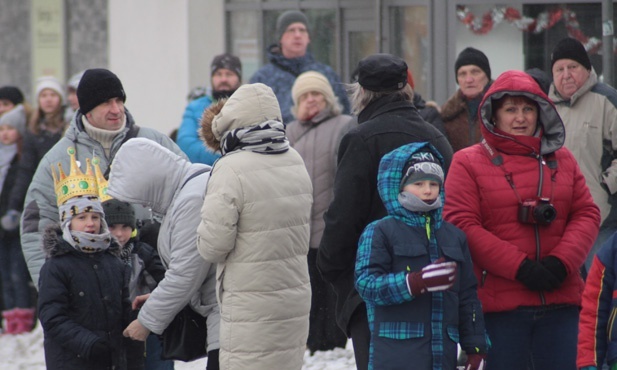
199 83 282 152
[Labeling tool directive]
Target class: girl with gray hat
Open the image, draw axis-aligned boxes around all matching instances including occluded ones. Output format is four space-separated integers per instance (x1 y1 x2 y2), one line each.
0 104 35 335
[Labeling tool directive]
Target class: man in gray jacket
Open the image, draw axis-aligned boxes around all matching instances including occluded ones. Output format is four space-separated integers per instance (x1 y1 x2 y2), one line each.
21 68 186 287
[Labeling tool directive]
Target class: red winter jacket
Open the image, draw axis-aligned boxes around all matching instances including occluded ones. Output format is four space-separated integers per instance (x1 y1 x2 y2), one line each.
444 70 600 313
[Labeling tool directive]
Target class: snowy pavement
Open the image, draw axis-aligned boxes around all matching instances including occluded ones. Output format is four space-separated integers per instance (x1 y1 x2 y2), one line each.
0 322 357 370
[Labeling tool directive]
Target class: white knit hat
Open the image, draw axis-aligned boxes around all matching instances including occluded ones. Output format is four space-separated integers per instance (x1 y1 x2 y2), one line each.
67 70 86 90
35 76 65 104
291 71 336 106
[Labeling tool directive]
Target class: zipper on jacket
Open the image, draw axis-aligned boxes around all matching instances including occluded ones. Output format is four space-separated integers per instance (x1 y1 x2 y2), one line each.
536 155 547 305
481 270 487 287
425 215 431 241
609 307 617 340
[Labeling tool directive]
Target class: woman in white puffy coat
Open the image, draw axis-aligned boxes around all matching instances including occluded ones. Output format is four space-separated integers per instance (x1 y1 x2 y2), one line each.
107 138 220 367
197 83 313 370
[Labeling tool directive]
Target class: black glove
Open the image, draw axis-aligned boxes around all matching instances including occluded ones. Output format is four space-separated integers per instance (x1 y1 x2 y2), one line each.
90 339 112 364
515 259 561 291
541 256 567 285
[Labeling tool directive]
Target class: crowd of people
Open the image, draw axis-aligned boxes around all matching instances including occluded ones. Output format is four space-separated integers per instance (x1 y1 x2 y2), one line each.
1 7 617 370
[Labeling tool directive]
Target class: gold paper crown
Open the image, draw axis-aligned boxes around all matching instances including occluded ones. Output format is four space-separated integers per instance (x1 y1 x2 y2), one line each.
52 147 98 206
92 157 112 202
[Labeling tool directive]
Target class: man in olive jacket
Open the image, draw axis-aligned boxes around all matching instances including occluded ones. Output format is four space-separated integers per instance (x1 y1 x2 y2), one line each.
317 53 453 370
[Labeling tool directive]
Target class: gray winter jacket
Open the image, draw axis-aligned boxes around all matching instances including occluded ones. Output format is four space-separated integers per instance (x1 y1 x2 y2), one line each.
20 110 185 287
108 137 219 352
286 113 356 249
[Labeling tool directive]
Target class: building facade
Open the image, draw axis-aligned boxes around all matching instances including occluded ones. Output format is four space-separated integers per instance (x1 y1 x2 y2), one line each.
0 0 613 135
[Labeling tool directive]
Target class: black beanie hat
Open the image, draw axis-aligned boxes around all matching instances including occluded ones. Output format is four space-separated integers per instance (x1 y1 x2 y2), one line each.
276 10 309 41
211 53 242 79
455 47 491 81
102 199 136 230
0 86 24 106
358 53 408 92
77 68 126 114
550 37 592 70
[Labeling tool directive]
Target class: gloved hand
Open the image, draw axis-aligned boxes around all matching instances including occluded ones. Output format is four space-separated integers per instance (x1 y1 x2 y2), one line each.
1 210 21 231
541 256 567 284
90 339 112 364
407 257 457 296
515 259 561 291
465 353 486 370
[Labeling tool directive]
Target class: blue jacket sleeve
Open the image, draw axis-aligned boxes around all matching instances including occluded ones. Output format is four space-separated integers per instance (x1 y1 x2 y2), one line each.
177 97 220 165
355 222 412 306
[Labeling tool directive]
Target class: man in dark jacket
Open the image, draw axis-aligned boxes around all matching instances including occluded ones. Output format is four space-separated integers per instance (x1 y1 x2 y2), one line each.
317 53 453 370
249 10 349 124
441 47 492 152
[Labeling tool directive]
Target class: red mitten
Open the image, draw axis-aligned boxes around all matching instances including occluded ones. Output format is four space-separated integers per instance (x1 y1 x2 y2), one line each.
406 258 457 296
465 353 486 370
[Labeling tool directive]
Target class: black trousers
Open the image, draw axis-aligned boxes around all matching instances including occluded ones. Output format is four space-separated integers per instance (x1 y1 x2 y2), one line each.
348 304 370 370
307 249 348 353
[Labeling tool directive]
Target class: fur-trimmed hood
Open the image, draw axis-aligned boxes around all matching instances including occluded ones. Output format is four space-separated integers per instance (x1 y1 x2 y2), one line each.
199 99 225 152
199 83 282 152
42 224 121 259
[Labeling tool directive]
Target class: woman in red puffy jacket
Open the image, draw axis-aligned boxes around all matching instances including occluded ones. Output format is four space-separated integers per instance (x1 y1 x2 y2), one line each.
443 70 600 370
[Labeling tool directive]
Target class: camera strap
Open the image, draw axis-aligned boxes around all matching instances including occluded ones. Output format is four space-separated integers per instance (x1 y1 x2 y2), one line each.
480 139 522 202
480 139 558 202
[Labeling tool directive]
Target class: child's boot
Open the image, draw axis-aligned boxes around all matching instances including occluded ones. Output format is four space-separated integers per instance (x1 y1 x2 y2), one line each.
1 309 18 334
13 308 35 334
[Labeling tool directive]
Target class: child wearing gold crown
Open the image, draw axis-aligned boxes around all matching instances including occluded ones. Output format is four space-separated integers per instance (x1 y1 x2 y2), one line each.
37 147 131 370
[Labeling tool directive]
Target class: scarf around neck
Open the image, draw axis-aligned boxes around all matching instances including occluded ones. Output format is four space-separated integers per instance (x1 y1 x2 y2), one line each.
398 191 442 213
220 120 289 156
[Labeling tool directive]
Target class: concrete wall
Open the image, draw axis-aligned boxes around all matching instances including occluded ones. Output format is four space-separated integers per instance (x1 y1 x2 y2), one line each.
453 5 525 92
188 0 225 92
107 0 225 136
0 2 32 100
108 0 189 136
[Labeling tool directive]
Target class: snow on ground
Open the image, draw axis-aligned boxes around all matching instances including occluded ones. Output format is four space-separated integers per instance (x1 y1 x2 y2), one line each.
0 322 357 370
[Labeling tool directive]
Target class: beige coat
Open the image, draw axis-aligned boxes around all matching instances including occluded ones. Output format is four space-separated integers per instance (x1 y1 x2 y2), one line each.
549 69 617 224
287 113 356 249
197 83 312 370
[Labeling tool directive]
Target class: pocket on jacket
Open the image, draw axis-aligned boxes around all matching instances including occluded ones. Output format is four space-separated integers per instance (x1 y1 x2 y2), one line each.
447 325 460 343
377 321 424 340
441 243 465 263
393 242 427 259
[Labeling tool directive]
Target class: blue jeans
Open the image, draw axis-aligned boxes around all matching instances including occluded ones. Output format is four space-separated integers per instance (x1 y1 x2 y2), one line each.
0 235 31 309
484 305 578 370
145 334 174 370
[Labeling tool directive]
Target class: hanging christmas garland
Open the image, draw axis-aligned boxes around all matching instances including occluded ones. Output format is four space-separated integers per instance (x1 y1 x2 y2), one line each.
456 5 605 54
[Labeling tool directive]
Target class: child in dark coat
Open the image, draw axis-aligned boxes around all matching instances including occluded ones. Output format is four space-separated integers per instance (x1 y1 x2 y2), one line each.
38 149 131 370
102 198 171 370
354 142 489 370
0 105 35 334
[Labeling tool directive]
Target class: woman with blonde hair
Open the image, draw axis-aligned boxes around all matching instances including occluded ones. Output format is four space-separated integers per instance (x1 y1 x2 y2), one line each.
3 77 68 246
